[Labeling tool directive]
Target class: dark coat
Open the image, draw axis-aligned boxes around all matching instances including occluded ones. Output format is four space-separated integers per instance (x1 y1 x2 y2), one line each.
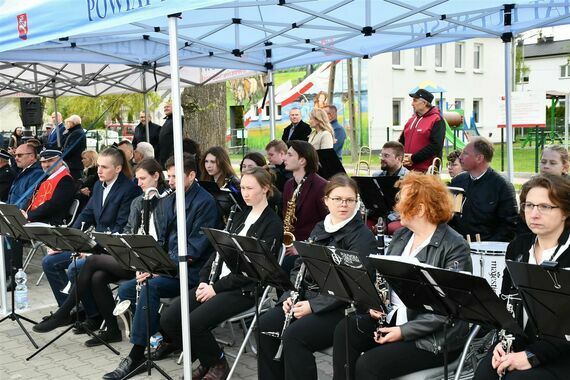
0 164 15 202
298 214 378 314
27 174 76 225
281 120 311 143
132 121 161 153
159 182 220 286
7 161 44 210
387 224 472 353
199 205 284 293
62 124 87 173
282 172 328 242
158 114 184 167
450 168 518 242
72 172 141 233
500 231 570 366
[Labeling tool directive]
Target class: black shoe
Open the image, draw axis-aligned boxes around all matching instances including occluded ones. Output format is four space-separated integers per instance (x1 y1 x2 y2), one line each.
85 329 122 347
73 317 103 335
69 308 86 323
32 313 73 333
150 341 179 361
102 356 145 380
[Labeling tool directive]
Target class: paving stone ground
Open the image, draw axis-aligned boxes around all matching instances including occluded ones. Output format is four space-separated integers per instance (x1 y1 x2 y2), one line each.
0 251 333 380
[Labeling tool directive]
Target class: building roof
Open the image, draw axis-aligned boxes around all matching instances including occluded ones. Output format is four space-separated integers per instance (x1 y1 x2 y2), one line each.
524 39 570 59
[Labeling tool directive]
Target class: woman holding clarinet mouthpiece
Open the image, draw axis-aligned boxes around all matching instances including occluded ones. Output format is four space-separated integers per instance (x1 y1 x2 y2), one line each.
257 173 377 380
156 167 283 380
333 172 472 380
474 174 570 380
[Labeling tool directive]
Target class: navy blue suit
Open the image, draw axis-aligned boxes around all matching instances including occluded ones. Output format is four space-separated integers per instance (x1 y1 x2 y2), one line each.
42 172 141 314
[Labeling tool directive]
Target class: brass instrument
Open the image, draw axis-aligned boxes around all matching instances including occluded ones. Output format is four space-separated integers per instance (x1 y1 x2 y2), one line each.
208 204 237 285
283 177 306 247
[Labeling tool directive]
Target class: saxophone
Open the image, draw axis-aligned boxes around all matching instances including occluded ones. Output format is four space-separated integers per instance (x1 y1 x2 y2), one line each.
283 177 306 247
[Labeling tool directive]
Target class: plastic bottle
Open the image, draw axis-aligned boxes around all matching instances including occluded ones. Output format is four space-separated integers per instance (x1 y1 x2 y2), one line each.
150 333 163 350
14 268 29 311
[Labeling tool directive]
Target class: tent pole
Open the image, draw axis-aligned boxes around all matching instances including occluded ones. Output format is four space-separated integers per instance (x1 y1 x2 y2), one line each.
168 13 192 380
502 6 515 183
142 69 151 143
268 69 276 140
52 83 61 148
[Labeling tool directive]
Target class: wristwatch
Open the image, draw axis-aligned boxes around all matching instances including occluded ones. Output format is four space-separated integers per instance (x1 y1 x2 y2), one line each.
525 351 540 368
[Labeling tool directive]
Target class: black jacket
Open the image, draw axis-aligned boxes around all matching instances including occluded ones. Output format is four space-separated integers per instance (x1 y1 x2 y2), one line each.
288 214 377 314
158 114 184 167
450 168 518 242
0 164 15 202
281 120 311 143
199 205 283 293
387 223 472 353
132 121 161 152
62 124 87 173
500 231 570 367
27 174 76 225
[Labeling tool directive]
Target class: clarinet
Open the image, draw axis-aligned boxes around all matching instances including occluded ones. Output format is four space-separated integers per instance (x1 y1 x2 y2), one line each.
272 261 306 361
497 293 520 379
376 217 385 255
208 204 237 285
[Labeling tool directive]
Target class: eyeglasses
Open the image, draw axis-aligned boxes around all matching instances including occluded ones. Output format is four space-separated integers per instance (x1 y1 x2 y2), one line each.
326 197 357 206
15 153 33 158
521 202 560 213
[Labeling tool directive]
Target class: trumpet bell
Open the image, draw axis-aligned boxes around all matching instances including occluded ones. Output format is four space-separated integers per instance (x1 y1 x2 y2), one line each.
113 300 131 316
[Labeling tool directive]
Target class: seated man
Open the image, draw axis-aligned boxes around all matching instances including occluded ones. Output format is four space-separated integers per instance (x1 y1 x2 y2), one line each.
372 141 409 234
103 153 220 380
450 137 518 242
133 142 155 164
41 148 140 326
265 139 291 192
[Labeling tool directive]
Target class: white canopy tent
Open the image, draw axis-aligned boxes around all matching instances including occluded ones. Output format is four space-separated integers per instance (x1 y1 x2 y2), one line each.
2 1 570 378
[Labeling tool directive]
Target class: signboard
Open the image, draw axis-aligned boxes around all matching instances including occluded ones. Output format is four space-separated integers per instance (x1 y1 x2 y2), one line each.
497 91 546 128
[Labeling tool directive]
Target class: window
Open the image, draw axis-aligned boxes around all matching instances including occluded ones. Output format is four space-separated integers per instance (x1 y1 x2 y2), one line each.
435 44 444 68
560 65 570 78
392 100 402 126
454 99 464 110
392 51 401 66
414 47 423 67
455 42 465 69
473 99 481 123
473 43 483 70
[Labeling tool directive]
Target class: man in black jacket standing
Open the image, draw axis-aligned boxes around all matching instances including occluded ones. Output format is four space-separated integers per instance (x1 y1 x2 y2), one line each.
281 108 311 143
132 111 161 153
158 101 184 167
61 115 87 180
450 137 518 242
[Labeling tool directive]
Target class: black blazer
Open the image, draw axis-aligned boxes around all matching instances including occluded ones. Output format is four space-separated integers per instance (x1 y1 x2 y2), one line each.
501 230 570 366
281 120 311 143
199 205 284 294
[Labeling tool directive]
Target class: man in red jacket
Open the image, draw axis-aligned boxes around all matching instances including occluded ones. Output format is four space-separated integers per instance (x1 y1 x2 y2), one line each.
399 89 445 172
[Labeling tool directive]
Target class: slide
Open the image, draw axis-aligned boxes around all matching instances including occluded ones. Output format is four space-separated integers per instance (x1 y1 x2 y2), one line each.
445 120 466 149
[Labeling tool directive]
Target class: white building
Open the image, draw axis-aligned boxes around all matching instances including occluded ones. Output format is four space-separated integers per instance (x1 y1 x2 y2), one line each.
368 38 506 149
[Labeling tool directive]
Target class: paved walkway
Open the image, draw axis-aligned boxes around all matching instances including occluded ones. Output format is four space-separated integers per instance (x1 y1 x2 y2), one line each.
0 252 333 380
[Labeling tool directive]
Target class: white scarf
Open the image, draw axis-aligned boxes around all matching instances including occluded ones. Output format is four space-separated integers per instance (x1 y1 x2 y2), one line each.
323 201 361 233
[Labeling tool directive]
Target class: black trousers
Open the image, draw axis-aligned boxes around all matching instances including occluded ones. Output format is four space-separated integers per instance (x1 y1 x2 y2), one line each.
333 314 459 380
160 287 254 368
257 305 344 380
54 254 134 330
474 349 570 380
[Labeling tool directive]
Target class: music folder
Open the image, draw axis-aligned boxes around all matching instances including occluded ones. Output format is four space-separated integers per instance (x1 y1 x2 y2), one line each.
352 176 399 218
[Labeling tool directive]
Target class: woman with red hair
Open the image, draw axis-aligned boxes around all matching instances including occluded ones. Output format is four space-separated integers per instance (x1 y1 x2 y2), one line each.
332 172 472 380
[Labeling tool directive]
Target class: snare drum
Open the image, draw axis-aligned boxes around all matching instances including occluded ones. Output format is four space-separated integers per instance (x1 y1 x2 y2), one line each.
448 186 465 214
470 241 508 295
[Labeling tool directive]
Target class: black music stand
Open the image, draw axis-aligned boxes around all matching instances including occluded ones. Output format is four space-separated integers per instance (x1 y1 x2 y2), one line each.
93 232 177 380
0 204 38 348
200 181 245 219
370 256 523 380
506 260 570 342
202 228 294 371
295 241 384 380
317 148 346 179
352 176 399 218
25 226 119 361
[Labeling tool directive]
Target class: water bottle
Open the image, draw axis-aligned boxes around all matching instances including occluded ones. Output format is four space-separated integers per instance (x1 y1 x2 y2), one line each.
14 268 29 311
150 333 163 350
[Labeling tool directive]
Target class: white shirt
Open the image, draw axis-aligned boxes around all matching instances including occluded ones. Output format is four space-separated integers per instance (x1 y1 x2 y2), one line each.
101 176 118 206
388 231 434 325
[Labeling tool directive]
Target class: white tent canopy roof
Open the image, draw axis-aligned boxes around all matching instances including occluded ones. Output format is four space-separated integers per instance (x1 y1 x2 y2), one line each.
2 1 570 71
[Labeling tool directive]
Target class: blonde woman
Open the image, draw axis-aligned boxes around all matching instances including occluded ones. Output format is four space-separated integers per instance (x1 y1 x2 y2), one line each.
308 108 335 150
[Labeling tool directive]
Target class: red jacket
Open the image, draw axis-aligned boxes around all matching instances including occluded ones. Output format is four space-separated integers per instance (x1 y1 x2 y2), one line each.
399 106 445 172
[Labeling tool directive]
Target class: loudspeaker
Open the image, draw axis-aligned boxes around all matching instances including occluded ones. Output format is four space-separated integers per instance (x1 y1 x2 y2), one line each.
20 97 43 127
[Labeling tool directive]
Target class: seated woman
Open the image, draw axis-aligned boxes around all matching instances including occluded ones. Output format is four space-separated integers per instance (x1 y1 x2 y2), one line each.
539 145 568 177
474 174 570 380
76 149 98 210
258 174 377 380
447 149 463 179
33 158 169 347
307 108 335 150
200 146 240 193
332 172 472 380
240 151 282 217
155 167 283 379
